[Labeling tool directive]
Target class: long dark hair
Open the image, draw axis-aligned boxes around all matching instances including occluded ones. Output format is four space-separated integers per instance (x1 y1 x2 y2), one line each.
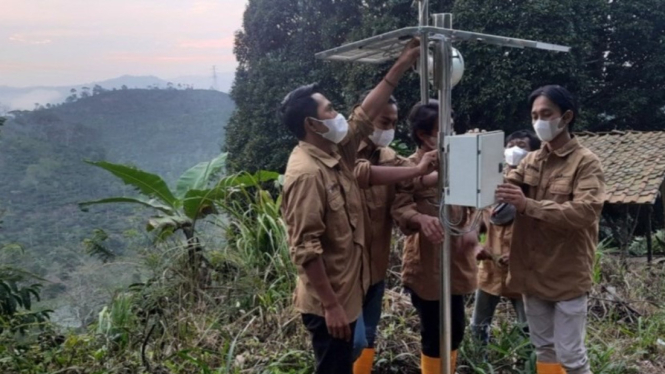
528 85 578 131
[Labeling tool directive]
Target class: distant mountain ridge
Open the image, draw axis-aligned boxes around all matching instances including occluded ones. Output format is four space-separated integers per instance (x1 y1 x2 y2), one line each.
0 73 235 111
0 88 234 296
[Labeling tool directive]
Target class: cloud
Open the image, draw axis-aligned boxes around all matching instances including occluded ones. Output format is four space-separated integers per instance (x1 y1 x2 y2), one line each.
0 0 248 86
178 37 234 49
9 34 52 45
107 52 235 64
10 89 64 110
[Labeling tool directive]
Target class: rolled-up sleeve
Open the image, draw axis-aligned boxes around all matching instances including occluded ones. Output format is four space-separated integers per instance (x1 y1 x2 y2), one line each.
354 159 372 189
523 158 606 230
339 106 374 168
391 177 421 236
282 173 326 267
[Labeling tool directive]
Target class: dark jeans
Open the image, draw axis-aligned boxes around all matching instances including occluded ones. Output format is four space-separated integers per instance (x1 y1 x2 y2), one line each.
353 280 386 358
302 314 357 374
409 290 466 358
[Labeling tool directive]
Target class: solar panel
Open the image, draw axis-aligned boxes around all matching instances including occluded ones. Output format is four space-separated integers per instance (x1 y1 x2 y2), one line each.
315 26 570 63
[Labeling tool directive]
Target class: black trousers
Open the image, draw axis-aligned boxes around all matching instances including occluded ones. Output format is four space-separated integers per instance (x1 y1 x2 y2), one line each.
409 291 466 358
302 314 357 374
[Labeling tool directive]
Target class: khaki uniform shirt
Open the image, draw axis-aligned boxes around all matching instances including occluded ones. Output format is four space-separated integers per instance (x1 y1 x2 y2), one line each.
355 142 410 285
506 137 605 301
282 106 374 321
477 208 520 299
392 150 478 300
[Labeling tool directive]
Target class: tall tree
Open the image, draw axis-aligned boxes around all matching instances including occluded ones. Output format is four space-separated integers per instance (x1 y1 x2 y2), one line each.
588 0 665 131
227 0 665 172
450 0 607 134
225 0 363 172
227 0 460 171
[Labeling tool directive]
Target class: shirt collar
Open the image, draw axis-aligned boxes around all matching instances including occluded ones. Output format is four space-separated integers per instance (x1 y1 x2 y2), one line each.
298 141 340 168
358 140 372 153
536 137 580 161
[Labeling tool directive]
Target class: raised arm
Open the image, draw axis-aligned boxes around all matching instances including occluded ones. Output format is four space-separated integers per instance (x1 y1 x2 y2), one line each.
338 39 422 167
361 38 421 121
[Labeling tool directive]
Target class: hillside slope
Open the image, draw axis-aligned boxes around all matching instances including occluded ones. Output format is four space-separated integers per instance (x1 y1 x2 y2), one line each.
0 88 234 312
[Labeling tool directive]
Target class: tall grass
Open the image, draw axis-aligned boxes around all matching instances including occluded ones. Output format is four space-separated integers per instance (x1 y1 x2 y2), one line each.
2 179 665 373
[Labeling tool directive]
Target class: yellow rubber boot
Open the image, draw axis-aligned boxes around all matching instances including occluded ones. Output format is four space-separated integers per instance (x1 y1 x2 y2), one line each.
537 362 566 374
450 350 458 373
421 353 441 374
353 348 375 374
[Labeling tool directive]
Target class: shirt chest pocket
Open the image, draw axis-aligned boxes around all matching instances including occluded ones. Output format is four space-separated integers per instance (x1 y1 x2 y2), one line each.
326 190 350 236
328 190 345 211
547 179 573 203
523 171 539 199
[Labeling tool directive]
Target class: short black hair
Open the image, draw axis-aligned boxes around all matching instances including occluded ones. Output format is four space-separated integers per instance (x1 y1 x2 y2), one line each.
408 100 459 146
280 83 321 140
506 129 541 150
528 85 578 132
357 90 397 107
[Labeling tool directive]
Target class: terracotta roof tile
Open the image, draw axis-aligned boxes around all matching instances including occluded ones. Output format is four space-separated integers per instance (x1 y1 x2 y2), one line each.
576 131 665 205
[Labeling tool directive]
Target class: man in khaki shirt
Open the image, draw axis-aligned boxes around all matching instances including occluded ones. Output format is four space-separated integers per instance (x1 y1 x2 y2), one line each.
496 85 605 374
471 130 541 346
281 40 436 374
350 92 416 374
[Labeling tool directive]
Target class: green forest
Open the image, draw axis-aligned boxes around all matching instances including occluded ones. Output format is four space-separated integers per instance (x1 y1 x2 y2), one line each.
1 0 665 373
0 88 234 328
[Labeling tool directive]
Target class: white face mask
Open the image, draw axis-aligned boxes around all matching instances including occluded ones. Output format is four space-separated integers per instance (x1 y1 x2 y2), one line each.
368 128 395 148
533 117 565 142
311 113 349 144
504 146 528 166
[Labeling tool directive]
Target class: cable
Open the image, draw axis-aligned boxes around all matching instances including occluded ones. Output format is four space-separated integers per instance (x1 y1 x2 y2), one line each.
426 195 483 236
437 193 483 236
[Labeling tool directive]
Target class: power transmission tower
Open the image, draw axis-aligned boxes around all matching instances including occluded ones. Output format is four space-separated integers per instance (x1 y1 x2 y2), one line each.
211 65 219 91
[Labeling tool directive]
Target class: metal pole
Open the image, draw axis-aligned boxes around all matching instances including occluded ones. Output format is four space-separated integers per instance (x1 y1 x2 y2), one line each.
418 0 429 104
433 12 453 374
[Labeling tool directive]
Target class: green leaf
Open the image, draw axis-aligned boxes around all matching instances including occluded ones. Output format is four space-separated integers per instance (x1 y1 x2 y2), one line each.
175 153 228 198
182 189 222 220
84 161 178 208
229 170 280 187
78 197 175 215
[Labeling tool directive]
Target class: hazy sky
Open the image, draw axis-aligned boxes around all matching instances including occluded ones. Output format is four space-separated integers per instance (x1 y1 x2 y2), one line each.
0 0 247 87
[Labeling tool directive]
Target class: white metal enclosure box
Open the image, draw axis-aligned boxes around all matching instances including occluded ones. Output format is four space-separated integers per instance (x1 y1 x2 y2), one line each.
444 131 505 208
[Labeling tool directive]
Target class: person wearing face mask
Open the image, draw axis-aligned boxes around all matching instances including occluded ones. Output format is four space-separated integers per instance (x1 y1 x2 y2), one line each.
281 39 439 374
470 130 541 347
496 85 605 374
351 91 414 374
391 100 479 374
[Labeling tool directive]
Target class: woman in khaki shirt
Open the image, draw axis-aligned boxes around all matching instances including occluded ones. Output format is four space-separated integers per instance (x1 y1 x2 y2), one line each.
471 130 540 345
497 85 605 374
392 101 478 374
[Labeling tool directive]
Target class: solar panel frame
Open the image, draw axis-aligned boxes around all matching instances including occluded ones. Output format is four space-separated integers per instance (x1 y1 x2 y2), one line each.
315 26 570 63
